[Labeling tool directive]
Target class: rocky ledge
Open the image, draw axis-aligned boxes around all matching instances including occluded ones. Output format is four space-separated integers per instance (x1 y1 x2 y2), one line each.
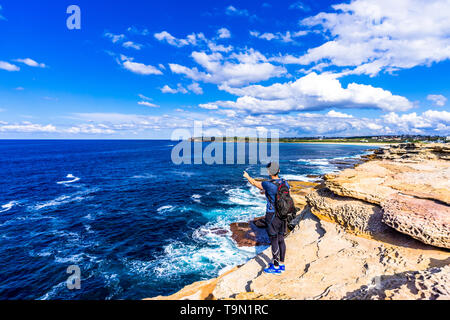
150 143 450 300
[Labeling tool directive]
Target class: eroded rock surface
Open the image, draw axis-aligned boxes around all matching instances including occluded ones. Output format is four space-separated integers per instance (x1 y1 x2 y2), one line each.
345 265 450 300
306 187 391 237
325 160 450 205
212 209 449 300
382 194 450 249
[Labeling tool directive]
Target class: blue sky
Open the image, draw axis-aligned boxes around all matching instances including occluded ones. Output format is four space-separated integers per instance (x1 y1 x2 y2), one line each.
0 0 449 138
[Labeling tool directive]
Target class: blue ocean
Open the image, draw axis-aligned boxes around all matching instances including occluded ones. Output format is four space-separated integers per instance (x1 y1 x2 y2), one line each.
0 140 374 299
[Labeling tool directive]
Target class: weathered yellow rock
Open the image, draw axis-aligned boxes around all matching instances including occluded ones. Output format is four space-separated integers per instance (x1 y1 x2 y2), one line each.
325 160 450 205
147 267 239 300
212 209 449 300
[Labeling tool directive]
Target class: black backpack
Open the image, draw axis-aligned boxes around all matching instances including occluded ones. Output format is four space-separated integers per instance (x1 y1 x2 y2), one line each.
271 179 296 221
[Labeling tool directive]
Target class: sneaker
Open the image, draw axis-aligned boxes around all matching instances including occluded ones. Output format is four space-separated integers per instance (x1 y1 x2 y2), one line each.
279 264 285 272
263 263 281 275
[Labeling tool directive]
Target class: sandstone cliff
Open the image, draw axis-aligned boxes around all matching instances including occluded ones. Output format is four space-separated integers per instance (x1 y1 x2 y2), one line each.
150 143 450 300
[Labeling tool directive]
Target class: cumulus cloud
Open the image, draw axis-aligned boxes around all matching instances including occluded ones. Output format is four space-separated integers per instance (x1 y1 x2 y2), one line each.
119 55 163 75
154 31 207 47
187 82 204 95
127 26 149 36
104 32 126 43
14 58 46 68
274 0 450 76
250 30 307 43
213 72 413 113
225 5 249 16
161 84 188 94
154 30 232 53
427 94 447 107
3 108 448 137
326 110 353 118
0 61 20 72
382 109 450 133
169 49 286 87
122 41 143 50
217 28 231 39
161 82 203 95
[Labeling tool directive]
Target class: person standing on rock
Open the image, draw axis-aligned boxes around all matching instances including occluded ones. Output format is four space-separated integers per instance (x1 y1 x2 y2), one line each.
243 162 291 275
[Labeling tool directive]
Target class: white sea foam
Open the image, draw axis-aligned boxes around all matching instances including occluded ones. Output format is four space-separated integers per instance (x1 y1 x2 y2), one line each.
131 173 156 179
31 188 97 211
157 205 175 213
291 158 330 166
57 174 80 184
281 174 318 182
0 201 18 213
224 187 265 207
191 194 202 203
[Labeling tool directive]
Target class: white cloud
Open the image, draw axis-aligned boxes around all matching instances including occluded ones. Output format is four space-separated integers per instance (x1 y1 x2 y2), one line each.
66 124 115 134
427 94 447 106
276 0 450 76
326 110 353 118
14 58 46 68
0 61 20 72
250 30 308 43
104 32 125 43
169 49 287 87
154 30 231 53
138 94 152 101
127 26 149 36
0 121 56 133
289 1 311 11
119 55 163 75
382 109 450 133
154 31 205 47
199 103 219 110
4 107 448 137
187 82 203 95
207 42 233 53
161 84 188 94
217 28 231 39
122 41 143 50
138 101 159 108
214 72 413 113
225 5 249 16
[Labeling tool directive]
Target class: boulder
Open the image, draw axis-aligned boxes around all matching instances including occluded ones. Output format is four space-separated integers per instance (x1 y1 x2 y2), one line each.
230 217 270 247
381 194 450 249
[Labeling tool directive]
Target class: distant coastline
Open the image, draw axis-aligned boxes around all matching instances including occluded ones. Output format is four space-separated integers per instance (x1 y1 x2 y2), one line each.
283 141 392 146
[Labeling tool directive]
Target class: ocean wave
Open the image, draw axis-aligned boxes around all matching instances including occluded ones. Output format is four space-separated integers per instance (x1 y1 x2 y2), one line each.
131 173 157 179
191 194 202 203
157 205 175 213
57 174 80 185
281 174 319 182
31 188 97 211
0 201 18 213
290 158 330 166
224 187 265 207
